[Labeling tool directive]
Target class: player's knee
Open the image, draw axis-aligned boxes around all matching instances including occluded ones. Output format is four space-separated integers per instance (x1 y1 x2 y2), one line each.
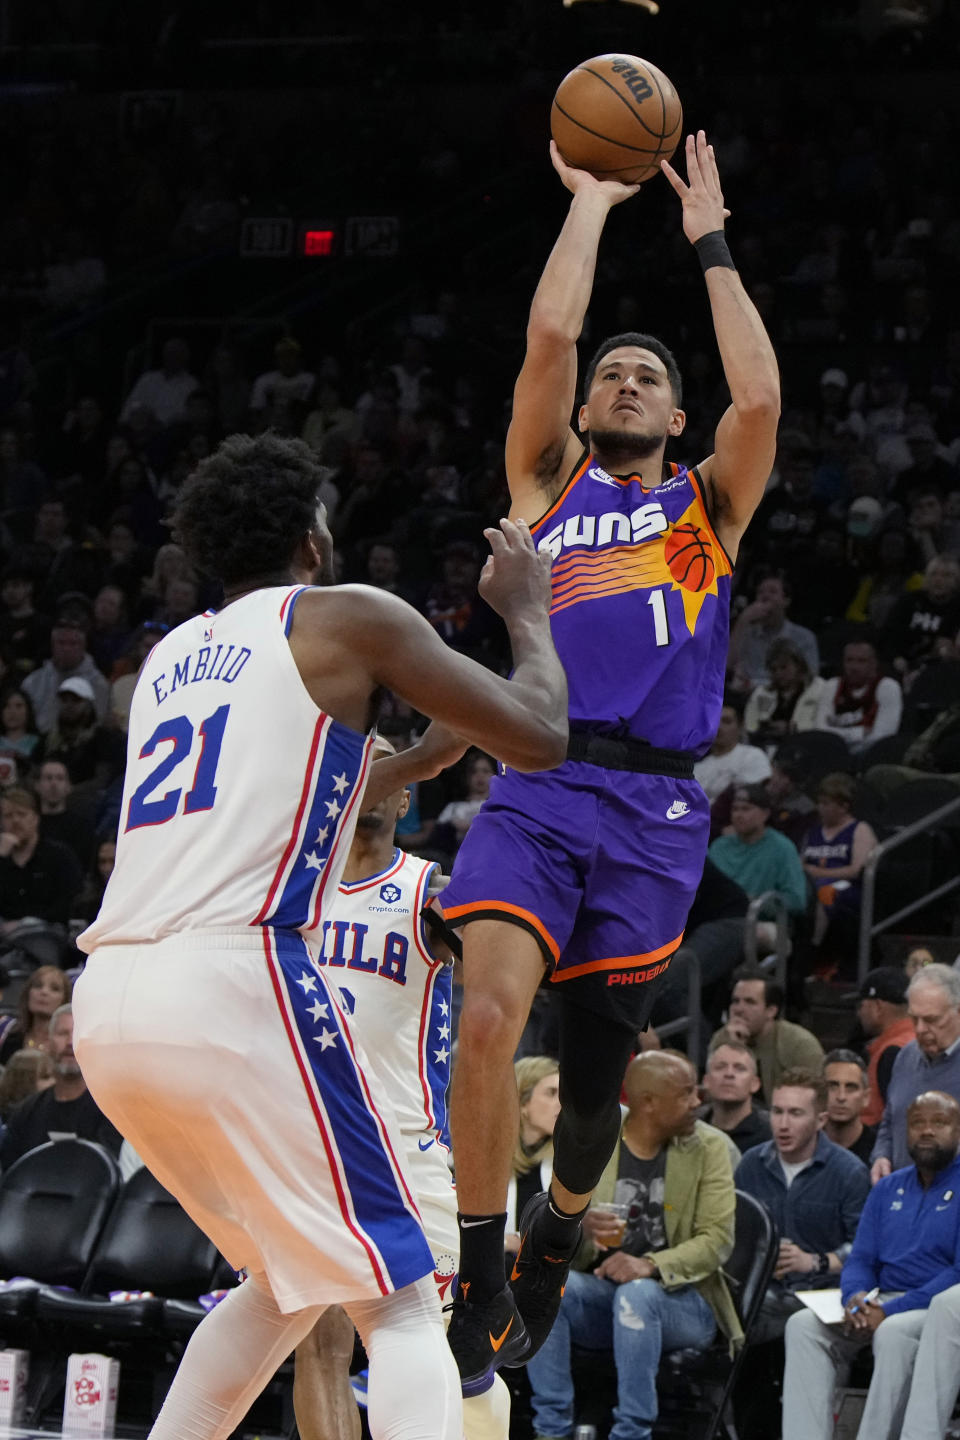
457 990 523 1057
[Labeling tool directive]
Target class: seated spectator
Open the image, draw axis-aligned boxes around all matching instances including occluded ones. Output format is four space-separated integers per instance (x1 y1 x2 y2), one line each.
765 750 818 847
710 966 824 1104
249 338 315 426
872 963 960 1178
883 553 960 683
814 638 903 751
823 1049 877 1163
800 771 877 974
36 758 94 869
22 618 109 733
743 638 825 750
707 784 808 920
728 574 820 690
0 565 49 678
905 945 936 978
423 751 495 865
0 786 82 929
120 337 198 429
422 541 502 663
782 1090 960 1440
866 693 960 797
857 966 913 1126
694 704 772 803
87 584 131 676
525 1053 739 1440
0 1003 121 1168
0 963 72 1064
73 837 115 924
699 1041 772 1155
0 686 43 769
735 1068 869 1343
652 859 749 1045
108 620 168 730
0 1048 55 1126
44 678 124 789
846 527 925 631
506 1056 559 1255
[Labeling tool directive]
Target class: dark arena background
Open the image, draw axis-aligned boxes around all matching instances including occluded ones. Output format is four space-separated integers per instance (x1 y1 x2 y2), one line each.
0 0 959 1437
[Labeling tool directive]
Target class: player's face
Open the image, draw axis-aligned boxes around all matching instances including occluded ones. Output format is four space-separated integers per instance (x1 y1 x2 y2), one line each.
824 1063 867 1124
580 348 684 455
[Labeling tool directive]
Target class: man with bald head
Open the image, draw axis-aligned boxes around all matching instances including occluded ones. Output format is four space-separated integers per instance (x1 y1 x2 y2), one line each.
783 1090 960 1440
524 1053 741 1440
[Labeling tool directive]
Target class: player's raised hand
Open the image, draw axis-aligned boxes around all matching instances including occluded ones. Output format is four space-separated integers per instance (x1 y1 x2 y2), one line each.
550 140 641 207
661 131 731 245
479 517 554 624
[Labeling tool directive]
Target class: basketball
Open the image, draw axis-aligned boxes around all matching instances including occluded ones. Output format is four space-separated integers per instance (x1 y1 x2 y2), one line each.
665 523 715 591
551 54 683 185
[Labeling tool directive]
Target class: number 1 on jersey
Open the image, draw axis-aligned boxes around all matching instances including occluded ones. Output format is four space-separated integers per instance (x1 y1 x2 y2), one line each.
647 588 671 648
126 704 231 831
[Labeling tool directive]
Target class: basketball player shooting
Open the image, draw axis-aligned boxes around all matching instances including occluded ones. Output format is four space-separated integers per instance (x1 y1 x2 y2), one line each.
439 130 781 1392
70 432 567 1440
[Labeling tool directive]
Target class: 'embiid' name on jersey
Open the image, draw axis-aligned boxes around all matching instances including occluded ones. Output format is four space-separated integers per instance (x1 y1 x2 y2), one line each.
150 643 251 704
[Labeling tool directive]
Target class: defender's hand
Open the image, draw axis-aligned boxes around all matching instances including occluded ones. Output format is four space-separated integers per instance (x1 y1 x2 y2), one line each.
478 518 554 625
661 131 731 245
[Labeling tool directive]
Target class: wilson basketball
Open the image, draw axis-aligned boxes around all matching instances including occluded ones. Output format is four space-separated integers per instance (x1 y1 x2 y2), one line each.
665 523 715 591
551 54 683 185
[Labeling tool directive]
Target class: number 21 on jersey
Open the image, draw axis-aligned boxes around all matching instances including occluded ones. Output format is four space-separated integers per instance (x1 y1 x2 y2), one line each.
125 704 231 831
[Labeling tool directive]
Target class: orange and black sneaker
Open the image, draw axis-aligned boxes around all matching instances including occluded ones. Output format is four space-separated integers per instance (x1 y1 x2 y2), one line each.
446 1281 529 1396
508 1192 582 1360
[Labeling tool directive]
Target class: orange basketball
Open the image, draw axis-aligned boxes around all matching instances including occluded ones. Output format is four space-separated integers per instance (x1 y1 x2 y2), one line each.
665 523 715 591
551 54 683 185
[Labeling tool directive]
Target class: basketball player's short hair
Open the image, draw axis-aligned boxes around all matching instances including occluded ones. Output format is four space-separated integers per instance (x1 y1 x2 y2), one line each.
172 433 330 585
583 332 683 405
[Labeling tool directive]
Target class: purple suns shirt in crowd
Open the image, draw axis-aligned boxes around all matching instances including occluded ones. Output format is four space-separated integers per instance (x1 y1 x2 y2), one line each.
529 453 734 755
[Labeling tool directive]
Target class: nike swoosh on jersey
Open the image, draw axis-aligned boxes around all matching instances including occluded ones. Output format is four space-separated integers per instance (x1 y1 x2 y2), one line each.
418 1137 434 1151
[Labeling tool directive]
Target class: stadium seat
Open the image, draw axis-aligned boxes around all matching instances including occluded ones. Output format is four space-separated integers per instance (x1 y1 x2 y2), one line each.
854 732 910 772
35 1165 219 1341
0 1139 120 1334
902 661 960 735
568 1190 779 1440
882 777 960 830
774 730 854 783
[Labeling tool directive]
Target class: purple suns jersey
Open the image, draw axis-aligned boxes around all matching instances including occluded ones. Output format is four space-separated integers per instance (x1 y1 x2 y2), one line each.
529 450 734 756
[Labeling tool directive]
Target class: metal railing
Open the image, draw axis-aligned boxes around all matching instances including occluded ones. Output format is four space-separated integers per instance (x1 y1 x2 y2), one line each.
858 795 960 983
743 891 791 989
655 946 703 1064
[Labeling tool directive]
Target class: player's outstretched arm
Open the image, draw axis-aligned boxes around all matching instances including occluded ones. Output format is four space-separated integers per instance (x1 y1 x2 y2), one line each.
506 144 639 521
313 520 568 779
662 131 780 555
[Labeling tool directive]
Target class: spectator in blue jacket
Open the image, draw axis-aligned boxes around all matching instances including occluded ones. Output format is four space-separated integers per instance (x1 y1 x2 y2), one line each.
782 1090 960 1440
734 1066 869 1342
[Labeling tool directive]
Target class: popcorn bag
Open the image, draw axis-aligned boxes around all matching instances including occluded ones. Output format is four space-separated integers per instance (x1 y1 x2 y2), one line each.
0 1348 29 1427
62 1353 120 1436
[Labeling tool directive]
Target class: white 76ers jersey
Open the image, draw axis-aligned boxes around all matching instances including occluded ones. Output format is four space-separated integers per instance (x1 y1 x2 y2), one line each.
80 586 373 953
314 849 453 1149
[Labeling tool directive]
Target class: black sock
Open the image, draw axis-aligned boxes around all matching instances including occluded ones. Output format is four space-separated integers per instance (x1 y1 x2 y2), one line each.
537 1187 589 1252
456 1212 507 1303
